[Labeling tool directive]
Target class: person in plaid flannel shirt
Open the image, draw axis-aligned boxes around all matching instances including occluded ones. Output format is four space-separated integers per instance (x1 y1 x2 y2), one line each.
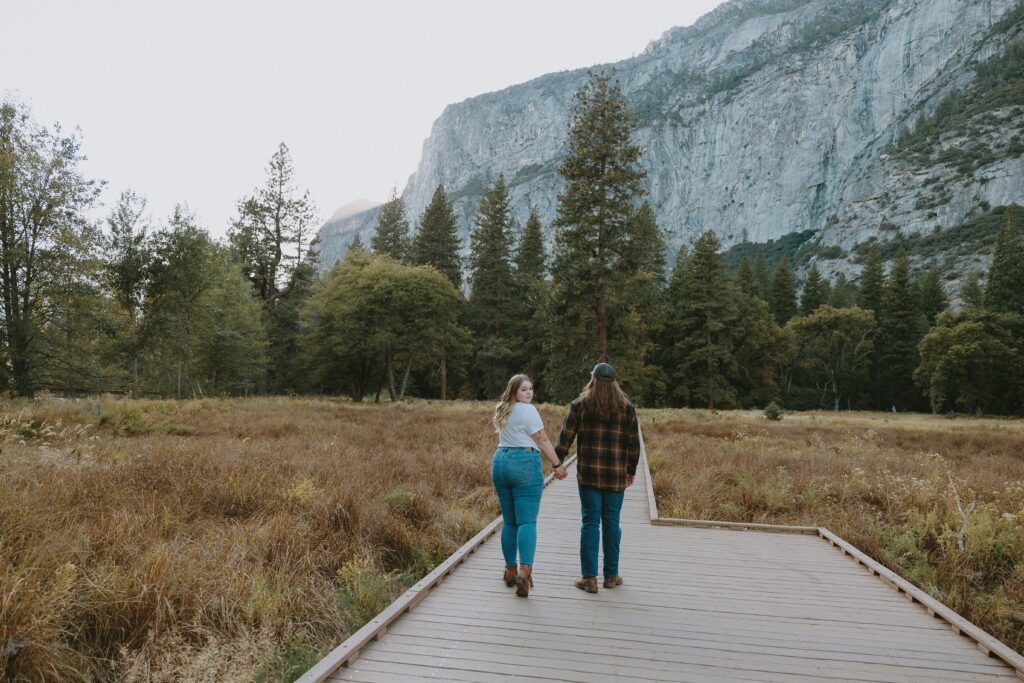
554 362 640 593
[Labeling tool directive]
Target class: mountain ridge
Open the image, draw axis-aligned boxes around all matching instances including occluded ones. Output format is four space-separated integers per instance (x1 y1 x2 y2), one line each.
317 0 1024 288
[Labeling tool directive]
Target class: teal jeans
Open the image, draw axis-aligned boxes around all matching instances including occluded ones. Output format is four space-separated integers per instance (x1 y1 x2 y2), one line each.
579 485 625 578
491 446 543 566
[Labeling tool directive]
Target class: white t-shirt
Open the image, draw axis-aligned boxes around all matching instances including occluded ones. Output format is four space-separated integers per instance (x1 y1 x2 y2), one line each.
498 402 544 449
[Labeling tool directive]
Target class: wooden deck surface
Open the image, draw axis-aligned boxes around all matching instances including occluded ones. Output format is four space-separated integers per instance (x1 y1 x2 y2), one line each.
320 461 1019 682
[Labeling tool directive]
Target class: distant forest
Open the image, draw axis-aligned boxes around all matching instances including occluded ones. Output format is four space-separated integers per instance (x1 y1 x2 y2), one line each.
2 72 1024 415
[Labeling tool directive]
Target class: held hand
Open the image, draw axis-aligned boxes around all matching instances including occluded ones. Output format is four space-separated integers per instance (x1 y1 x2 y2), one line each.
626 474 635 488
554 465 567 480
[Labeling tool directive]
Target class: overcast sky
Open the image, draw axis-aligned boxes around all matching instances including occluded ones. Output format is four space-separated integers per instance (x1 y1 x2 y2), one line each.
3 0 725 237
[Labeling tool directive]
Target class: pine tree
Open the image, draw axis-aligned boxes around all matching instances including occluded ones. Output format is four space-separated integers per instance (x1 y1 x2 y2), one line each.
513 208 548 385
348 233 365 252
736 257 757 297
615 202 668 403
961 272 985 309
371 187 411 262
515 207 546 285
228 142 317 311
411 184 462 288
800 263 829 315
548 69 645 390
916 268 948 325
658 245 690 405
751 249 771 301
985 205 1024 315
857 248 885 314
878 249 923 410
665 231 737 409
769 257 798 325
468 175 518 397
829 272 857 308
857 247 886 408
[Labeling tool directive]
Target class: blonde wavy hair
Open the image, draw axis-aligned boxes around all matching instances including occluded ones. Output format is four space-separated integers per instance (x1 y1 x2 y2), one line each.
493 374 531 431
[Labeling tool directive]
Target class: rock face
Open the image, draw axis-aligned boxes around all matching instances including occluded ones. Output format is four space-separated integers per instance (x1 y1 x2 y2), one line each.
317 0 1024 275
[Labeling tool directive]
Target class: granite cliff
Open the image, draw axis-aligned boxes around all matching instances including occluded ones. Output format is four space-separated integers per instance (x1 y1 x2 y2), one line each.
318 0 1024 282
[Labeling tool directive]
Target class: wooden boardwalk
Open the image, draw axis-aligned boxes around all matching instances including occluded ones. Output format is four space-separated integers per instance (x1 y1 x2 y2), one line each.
303 455 1023 682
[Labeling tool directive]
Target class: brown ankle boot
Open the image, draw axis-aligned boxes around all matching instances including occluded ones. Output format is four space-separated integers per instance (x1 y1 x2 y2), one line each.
503 565 517 587
603 575 623 589
575 576 598 593
516 564 533 597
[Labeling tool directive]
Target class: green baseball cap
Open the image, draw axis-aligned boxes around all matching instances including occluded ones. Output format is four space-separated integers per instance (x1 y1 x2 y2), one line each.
591 362 616 381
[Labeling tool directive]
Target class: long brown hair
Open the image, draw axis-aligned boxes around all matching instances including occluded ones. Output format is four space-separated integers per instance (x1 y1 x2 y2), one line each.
493 374 531 431
578 377 630 421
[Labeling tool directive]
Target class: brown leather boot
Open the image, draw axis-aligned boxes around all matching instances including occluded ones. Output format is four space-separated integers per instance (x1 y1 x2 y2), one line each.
575 576 598 593
603 575 623 589
516 564 533 597
503 565 517 587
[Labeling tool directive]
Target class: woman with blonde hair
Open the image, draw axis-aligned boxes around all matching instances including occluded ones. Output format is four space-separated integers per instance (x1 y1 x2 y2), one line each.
554 362 640 593
491 374 567 597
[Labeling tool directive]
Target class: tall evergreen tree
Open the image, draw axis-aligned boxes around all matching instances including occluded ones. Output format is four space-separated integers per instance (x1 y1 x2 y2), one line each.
468 175 518 396
857 247 886 407
984 205 1024 314
371 187 411 262
516 208 547 285
916 268 948 325
267 243 320 393
665 231 737 409
348 233 365 252
411 184 462 288
857 247 885 314
751 248 771 301
800 263 829 315
228 142 317 311
513 208 548 385
410 185 462 400
658 245 690 405
547 70 645 396
733 288 785 408
961 272 985 309
736 257 756 297
878 249 923 410
616 202 668 403
769 257 798 325
829 272 857 308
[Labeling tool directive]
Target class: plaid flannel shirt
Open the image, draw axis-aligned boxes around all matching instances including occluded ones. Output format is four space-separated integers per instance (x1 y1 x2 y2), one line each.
554 398 640 491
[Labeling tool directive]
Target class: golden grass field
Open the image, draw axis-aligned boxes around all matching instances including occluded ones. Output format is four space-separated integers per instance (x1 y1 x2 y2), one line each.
2 398 1024 681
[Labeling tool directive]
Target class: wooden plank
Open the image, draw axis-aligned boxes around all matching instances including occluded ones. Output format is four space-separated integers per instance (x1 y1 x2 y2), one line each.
390 620 1016 675
401 606 993 659
364 637 1009 683
397 611 1002 664
818 527 1024 676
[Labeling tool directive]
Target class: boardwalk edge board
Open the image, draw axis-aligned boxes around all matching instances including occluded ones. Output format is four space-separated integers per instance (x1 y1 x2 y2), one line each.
303 423 1024 681
298 454 578 683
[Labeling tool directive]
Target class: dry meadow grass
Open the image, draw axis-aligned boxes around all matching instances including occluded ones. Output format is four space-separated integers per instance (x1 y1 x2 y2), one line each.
0 397 565 682
645 408 1024 654
6 398 1024 681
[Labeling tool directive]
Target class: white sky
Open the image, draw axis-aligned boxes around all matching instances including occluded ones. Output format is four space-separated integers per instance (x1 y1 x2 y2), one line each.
3 0 725 237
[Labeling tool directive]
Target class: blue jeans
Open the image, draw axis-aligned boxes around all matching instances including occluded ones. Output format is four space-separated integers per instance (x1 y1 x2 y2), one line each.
579 485 625 578
491 446 543 566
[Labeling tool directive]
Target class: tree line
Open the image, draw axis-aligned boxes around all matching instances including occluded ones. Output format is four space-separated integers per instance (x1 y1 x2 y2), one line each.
2 76 1022 414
